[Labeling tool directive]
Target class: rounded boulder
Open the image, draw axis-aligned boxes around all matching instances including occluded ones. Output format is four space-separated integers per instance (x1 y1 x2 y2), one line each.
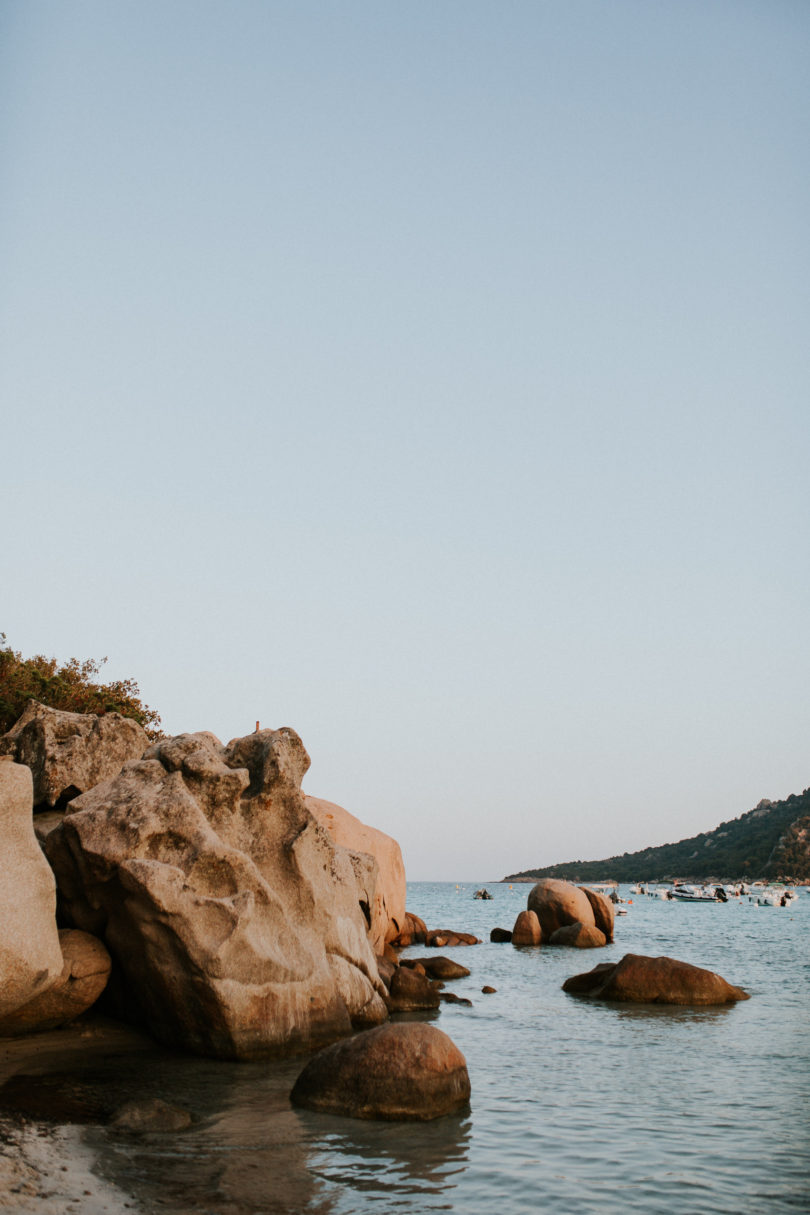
290 1022 471 1121
527 879 596 938
511 909 542 946
548 922 607 949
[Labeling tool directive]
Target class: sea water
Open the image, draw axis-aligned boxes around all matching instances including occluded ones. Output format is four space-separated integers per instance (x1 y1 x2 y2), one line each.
8 883 810 1213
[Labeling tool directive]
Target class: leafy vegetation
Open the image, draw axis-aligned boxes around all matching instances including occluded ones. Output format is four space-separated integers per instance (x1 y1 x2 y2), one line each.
504 789 810 882
0 633 161 739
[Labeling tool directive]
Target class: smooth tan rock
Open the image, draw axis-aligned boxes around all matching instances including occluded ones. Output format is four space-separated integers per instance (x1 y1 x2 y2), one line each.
0 760 63 1017
548 922 607 948
0 929 111 1035
45 728 388 1059
562 953 750 1004
511 909 543 946
305 795 406 953
579 886 615 942
389 911 427 948
290 1023 471 1120
527 879 596 938
0 700 148 808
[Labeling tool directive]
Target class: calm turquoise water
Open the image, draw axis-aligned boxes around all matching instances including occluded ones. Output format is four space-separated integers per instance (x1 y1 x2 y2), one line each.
9 882 810 1213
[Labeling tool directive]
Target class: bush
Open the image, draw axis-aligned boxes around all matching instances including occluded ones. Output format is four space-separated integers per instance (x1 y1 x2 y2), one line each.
0 633 162 739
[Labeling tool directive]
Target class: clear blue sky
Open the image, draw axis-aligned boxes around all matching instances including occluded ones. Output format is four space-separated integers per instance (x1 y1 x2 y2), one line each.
2 1 808 880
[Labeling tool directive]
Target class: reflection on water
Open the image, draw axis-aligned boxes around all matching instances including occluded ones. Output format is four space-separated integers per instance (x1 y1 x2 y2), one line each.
298 1109 471 1211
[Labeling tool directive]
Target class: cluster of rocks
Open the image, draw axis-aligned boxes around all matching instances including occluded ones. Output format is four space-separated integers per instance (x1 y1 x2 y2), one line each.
0 698 750 1125
0 702 408 1059
489 878 615 947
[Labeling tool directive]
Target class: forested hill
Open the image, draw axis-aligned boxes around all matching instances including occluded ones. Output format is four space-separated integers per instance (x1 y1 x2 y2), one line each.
503 788 810 883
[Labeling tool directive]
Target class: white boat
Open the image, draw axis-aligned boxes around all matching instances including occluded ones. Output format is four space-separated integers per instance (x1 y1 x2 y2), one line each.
756 887 797 907
670 884 727 903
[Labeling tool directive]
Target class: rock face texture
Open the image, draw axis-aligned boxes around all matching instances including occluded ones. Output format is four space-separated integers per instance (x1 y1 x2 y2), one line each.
527 879 601 941
562 953 750 1004
0 700 148 808
511 909 543 946
45 728 388 1059
290 1023 471 1120
0 928 111 1035
0 759 63 1018
305 795 406 953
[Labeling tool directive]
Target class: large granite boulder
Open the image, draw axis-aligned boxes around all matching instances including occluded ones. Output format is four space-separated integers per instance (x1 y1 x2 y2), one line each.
579 886 615 942
0 700 148 807
290 1023 471 1120
45 728 388 1059
527 879 598 939
0 928 111 1035
0 759 63 1017
562 953 750 1005
305 795 406 953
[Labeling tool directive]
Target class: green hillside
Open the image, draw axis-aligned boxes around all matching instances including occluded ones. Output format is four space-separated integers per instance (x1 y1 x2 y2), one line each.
503 788 810 883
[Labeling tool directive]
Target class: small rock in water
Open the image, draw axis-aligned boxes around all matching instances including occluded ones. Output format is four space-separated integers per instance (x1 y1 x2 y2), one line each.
482 986 497 994
290 1022 471 1121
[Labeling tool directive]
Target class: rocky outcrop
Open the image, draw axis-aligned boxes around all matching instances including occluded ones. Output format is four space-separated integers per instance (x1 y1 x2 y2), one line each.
0 700 148 808
0 759 63 1018
527 879 602 941
548 922 606 948
511 909 542 946
45 728 388 1059
562 953 750 1004
0 929 111 1035
579 886 615 942
290 1023 471 1120
305 795 406 953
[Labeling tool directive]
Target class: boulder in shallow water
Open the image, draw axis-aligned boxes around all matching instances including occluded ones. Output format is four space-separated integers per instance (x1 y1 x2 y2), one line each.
385 965 440 1012
0 759 63 1018
548 922 607 948
490 927 513 943
527 879 597 939
405 956 470 981
511 909 542 946
45 728 388 1058
0 700 148 808
578 886 615 942
562 953 750 1005
290 1022 471 1121
424 929 481 948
